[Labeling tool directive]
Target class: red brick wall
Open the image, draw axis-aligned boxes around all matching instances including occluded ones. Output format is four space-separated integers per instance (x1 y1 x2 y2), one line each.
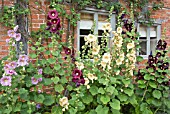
0 0 170 60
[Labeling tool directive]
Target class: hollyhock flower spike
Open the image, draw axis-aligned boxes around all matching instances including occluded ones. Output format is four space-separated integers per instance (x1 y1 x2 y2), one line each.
0 76 12 86
48 10 58 19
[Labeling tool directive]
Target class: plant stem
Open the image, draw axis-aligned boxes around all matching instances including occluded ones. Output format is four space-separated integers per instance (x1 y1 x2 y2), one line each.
141 81 149 101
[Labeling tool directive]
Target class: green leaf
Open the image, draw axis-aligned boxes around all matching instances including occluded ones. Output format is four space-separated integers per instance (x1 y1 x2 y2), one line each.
100 95 110 104
89 86 98 96
52 51 59 57
34 94 45 103
60 77 67 84
54 64 61 71
149 81 157 88
144 74 154 80
164 100 170 108
44 67 53 74
29 53 37 59
106 86 115 94
48 58 56 64
44 95 55 106
137 56 143 62
55 84 64 93
117 93 128 102
152 90 162 99
99 78 109 85
122 79 131 85
44 78 53 86
51 106 63 114
110 99 120 110
82 94 93 104
98 88 105 94
140 103 148 111
53 77 59 84
13 103 22 112
124 88 133 96
95 105 109 114
151 99 162 107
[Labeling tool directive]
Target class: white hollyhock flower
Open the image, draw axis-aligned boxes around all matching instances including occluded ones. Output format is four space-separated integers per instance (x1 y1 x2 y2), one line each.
87 73 97 83
102 53 111 63
127 41 135 50
59 97 69 108
86 34 97 43
92 45 100 55
117 27 122 34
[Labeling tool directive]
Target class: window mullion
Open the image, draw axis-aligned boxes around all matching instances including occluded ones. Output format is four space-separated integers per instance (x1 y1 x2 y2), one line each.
147 27 150 55
94 13 98 35
77 21 80 51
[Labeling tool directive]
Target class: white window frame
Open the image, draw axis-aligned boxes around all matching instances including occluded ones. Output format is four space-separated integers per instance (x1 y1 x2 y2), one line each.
77 8 116 53
137 21 161 59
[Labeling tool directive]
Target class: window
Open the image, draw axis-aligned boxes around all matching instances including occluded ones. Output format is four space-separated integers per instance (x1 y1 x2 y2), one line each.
137 23 161 58
77 8 116 57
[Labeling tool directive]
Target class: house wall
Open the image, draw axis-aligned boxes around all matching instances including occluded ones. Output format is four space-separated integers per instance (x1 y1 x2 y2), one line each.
0 0 169 64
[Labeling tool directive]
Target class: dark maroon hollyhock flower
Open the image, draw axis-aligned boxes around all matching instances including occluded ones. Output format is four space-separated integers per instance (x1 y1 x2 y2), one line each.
72 48 75 56
63 47 71 55
156 52 162 58
122 31 126 34
47 21 52 26
50 27 57 33
72 69 82 78
156 45 162 50
51 19 58 24
72 58 76 63
78 78 85 85
158 39 162 45
56 18 61 30
48 10 58 19
47 15 51 20
153 57 158 64
163 62 169 70
162 80 170 86
46 26 51 30
158 65 164 70
64 56 67 60
120 14 126 19
72 77 79 83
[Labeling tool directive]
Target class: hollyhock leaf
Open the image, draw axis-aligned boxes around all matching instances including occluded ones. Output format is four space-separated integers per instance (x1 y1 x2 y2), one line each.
111 109 120 114
53 77 59 84
44 78 53 86
44 67 53 74
82 94 93 104
48 58 56 64
30 53 37 59
60 77 67 84
137 56 143 62
149 81 157 88
58 69 65 75
124 88 133 96
100 95 110 104
69 108 77 114
52 51 59 57
67 85 73 91
88 110 97 114
98 88 105 94
151 99 162 107
106 86 115 94
153 90 162 99
89 86 98 96
34 94 45 103
51 106 63 114
19 88 29 100
164 100 170 109
110 99 120 110
122 79 131 85
54 84 64 93
95 105 109 114
99 78 109 86
13 103 21 112
44 95 55 106
144 74 154 80
54 64 61 71
117 93 128 102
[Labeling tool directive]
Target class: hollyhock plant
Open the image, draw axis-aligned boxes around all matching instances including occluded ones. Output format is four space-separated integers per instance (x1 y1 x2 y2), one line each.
0 76 12 86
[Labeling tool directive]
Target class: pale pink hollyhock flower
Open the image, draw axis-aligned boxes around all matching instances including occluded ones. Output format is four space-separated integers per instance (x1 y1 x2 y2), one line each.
8 61 17 69
15 33 21 41
38 69 43 75
31 77 39 85
7 30 16 38
0 76 12 86
5 69 17 75
14 25 19 32
6 39 10 43
17 55 29 66
38 78 42 82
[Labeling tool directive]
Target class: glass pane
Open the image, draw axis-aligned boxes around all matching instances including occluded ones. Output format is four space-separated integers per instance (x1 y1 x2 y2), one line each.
98 30 104 36
150 37 157 53
139 41 147 55
80 13 93 21
80 29 91 35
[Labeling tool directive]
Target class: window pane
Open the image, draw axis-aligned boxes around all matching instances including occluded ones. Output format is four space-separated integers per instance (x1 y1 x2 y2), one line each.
139 41 147 55
98 30 104 36
80 13 94 21
150 37 157 53
80 29 91 35
139 26 147 37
